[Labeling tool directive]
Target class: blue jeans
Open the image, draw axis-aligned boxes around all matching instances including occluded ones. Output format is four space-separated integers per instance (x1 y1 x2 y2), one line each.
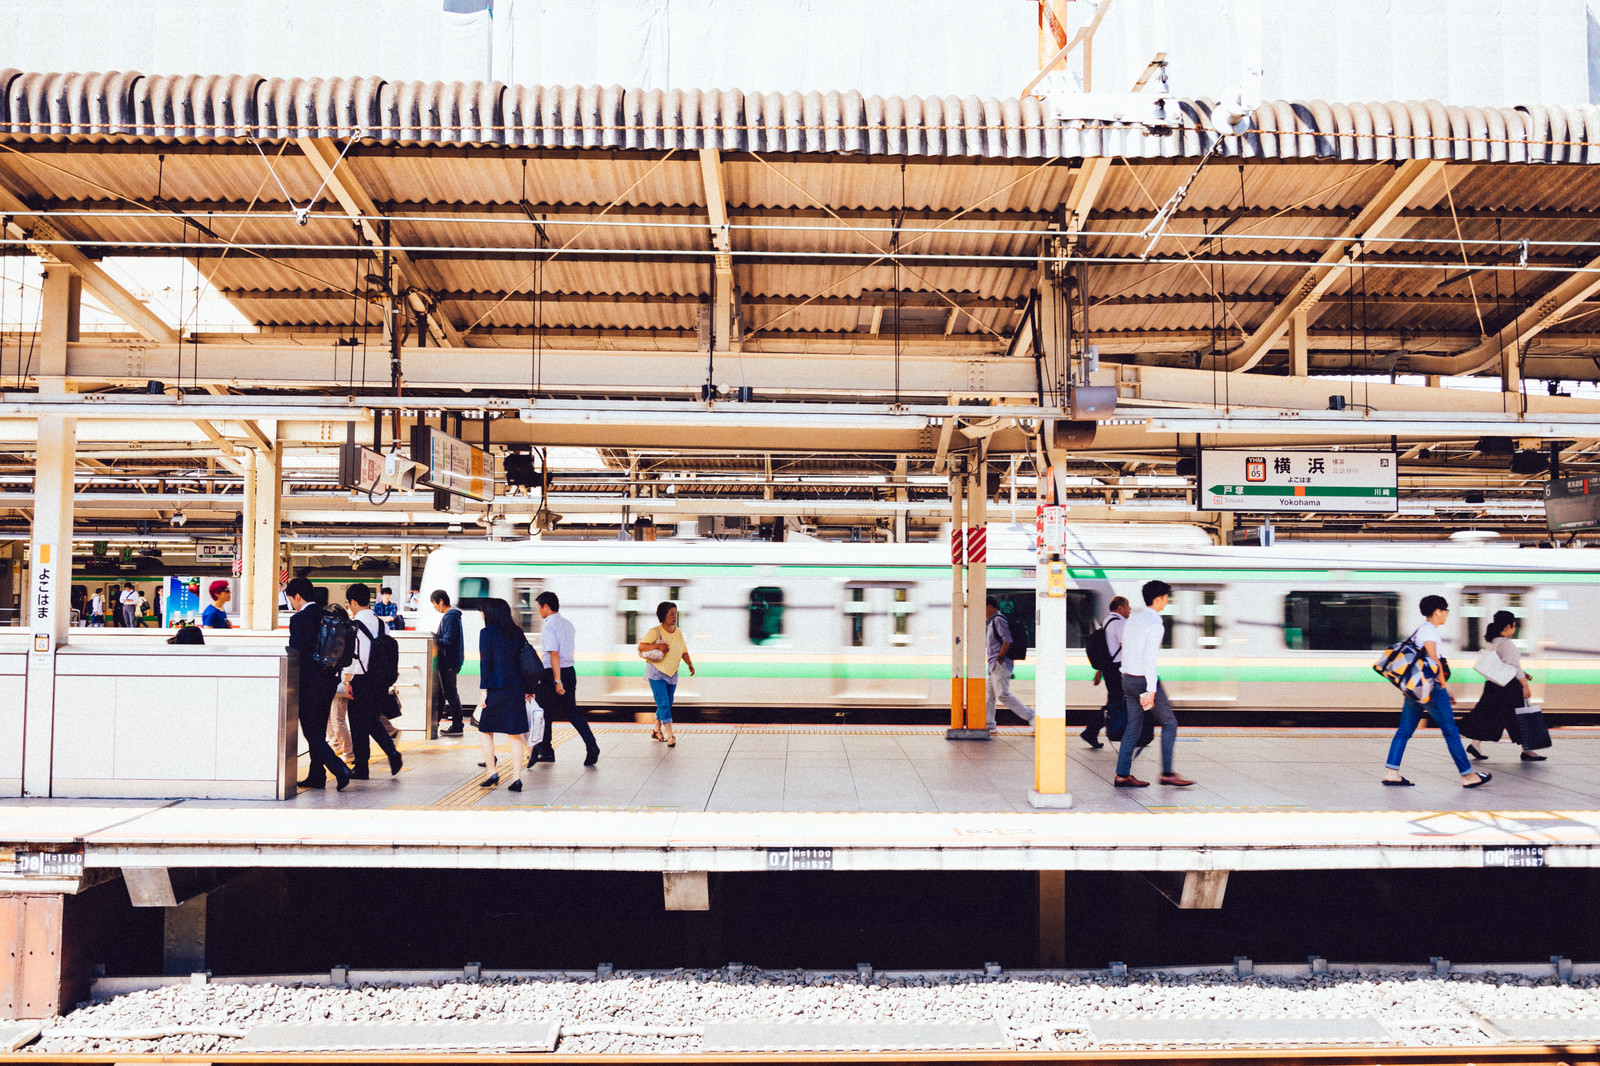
1115 675 1178 777
1386 687 1471 775
649 677 677 722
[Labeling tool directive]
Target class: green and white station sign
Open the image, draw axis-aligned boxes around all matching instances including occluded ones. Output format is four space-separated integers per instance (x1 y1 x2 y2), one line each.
1199 449 1399 513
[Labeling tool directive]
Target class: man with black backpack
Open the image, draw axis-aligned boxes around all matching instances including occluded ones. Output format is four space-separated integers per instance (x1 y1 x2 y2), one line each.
984 596 1035 732
1083 596 1131 750
286 577 351 791
343 583 403 780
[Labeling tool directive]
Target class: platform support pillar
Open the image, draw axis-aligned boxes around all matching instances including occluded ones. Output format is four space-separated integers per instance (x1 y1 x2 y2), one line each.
663 871 709 911
1030 439 1072 808
162 896 208 976
0 892 72 1020
243 427 283 630
1037 871 1066 967
947 465 988 739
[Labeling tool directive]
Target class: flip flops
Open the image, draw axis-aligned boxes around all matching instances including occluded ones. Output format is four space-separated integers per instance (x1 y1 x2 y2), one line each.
1464 771 1492 788
1382 777 1414 787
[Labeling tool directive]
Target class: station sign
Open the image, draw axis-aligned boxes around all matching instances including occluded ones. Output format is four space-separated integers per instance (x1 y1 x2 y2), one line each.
195 543 237 562
1198 449 1398 513
411 426 496 503
1543 476 1600 532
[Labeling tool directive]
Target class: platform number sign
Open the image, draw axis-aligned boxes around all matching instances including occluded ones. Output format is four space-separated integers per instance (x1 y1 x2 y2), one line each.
767 847 833 871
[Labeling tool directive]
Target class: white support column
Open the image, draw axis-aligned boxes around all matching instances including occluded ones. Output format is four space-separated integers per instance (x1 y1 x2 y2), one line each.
245 426 282 630
237 450 256 626
21 268 81 798
1031 446 1072 808
964 472 988 728
398 542 413 606
946 471 968 735
22 416 75 797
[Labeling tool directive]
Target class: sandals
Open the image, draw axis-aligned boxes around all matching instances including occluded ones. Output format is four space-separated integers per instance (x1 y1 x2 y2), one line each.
667 738 676 748
1464 772 1492 788
1382 777 1414 787
650 727 664 742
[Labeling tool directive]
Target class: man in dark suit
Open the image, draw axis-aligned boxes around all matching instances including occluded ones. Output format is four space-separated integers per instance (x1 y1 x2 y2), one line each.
286 577 350 791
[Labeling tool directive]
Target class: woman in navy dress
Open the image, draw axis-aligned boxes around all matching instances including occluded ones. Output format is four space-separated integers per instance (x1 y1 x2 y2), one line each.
477 598 533 791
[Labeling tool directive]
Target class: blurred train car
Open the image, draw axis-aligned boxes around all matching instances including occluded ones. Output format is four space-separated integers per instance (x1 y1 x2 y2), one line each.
410 527 1600 720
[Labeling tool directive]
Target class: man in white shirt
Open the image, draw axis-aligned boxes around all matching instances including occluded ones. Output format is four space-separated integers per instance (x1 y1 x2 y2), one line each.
119 583 139 627
87 588 104 626
1112 580 1195 789
1084 595 1131 749
342 583 402 779
529 590 601 766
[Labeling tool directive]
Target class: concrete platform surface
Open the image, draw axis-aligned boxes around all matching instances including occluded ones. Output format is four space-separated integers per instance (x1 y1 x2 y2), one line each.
2 725 1597 877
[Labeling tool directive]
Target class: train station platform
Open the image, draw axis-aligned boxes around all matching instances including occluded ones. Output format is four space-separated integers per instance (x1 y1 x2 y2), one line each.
6 723 1599 877
5 723 1598 1017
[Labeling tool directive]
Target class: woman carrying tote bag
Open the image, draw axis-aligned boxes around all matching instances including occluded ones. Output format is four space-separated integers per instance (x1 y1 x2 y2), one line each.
1459 610 1548 763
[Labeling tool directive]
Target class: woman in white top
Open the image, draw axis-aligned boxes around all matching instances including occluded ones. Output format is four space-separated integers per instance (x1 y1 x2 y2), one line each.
1382 595 1490 788
1460 610 1546 762
637 601 695 748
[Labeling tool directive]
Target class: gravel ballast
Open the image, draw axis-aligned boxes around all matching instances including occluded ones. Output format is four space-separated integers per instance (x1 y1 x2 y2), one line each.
24 967 1600 1055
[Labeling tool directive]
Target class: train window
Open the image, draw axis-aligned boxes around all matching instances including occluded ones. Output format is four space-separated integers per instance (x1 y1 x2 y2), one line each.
620 582 690 643
749 587 784 645
990 589 1094 650
457 576 492 612
891 586 911 643
847 587 867 647
1283 591 1399 650
1460 591 1484 652
513 579 544 634
1199 590 1219 647
621 585 642 644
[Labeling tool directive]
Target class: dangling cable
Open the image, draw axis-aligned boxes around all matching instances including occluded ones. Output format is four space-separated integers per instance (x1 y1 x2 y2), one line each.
894 161 904 404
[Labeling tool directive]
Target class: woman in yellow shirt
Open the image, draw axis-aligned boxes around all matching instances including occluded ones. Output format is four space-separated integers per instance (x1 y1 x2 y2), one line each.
638 601 695 748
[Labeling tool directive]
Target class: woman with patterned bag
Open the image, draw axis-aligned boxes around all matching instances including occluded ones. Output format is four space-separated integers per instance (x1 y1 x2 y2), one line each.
1381 595 1491 789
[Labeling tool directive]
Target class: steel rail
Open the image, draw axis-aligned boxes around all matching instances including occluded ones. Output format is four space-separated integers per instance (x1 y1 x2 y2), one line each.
1 1044 1593 1065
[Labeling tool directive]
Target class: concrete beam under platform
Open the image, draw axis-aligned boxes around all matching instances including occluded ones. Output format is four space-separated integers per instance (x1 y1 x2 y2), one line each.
663 871 710 911
1143 869 1231 910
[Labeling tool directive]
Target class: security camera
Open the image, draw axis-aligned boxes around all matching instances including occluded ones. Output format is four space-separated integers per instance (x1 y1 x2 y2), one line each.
170 513 187 527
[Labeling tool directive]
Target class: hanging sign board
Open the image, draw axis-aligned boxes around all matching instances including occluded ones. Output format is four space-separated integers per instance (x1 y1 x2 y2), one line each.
1199 450 1398 513
1544 476 1600 532
411 427 496 503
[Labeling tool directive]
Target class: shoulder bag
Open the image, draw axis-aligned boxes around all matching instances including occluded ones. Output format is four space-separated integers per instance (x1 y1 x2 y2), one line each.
1472 644 1518 687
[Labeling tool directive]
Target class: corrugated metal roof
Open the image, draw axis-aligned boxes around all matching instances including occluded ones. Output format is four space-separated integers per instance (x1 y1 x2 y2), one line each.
6 70 1600 161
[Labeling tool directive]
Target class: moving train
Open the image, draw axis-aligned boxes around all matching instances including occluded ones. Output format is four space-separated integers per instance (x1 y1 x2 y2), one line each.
411 526 1600 720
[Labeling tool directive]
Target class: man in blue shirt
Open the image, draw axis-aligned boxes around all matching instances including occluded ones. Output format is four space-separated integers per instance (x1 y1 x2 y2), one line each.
372 587 400 631
529 591 601 767
431 589 467 735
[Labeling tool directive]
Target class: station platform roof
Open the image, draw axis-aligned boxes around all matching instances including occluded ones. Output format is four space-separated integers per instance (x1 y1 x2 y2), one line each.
4 724 1598 889
5 70 1600 541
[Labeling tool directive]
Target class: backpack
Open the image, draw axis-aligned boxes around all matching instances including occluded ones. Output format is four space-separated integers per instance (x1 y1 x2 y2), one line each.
310 605 357 674
354 619 400 690
518 638 546 693
1007 615 1030 661
1086 623 1114 672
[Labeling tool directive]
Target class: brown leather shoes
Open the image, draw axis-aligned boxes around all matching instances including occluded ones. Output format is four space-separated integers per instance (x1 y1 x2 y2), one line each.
1159 773 1196 787
1113 774 1149 788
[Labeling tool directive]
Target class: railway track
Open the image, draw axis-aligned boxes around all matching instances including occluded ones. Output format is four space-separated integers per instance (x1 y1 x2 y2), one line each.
3 1047 1597 1064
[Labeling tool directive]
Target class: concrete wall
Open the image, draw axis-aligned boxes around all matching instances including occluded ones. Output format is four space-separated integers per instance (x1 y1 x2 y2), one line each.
0 646 26 795
49 644 294 800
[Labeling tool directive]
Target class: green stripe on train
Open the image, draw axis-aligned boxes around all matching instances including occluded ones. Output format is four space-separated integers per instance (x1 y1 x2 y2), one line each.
460 661 1600 684
470 561 1600 583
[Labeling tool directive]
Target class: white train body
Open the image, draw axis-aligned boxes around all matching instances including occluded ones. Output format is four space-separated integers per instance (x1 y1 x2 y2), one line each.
410 529 1600 717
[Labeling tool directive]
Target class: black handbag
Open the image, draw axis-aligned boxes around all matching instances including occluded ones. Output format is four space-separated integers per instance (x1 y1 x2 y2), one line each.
1515 705 1551 749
